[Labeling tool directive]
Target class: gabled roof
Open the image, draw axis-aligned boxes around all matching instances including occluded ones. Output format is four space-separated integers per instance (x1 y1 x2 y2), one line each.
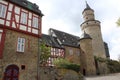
41 34 64 49
49 28 80 48
7 0 43 16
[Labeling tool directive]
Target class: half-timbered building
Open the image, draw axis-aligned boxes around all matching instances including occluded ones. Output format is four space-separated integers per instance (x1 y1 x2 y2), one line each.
0 0 43 80
49 29 81 65
41 34 65 66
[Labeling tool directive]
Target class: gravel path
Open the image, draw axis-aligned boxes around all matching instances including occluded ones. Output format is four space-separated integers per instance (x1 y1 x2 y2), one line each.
85 73 120 80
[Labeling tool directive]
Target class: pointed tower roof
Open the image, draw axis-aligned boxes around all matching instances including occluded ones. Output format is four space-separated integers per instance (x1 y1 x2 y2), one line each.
82 1 94 14
85 1 91 10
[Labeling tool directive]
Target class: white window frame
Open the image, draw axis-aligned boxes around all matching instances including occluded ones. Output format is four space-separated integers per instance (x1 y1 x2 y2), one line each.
32 17 38 28
0 33 2 42
0 30 3 42
17 37 25 52
20 12 27 25
0 4 7 18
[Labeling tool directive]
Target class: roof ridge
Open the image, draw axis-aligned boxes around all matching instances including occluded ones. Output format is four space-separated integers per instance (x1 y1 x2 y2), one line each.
50 28 80 38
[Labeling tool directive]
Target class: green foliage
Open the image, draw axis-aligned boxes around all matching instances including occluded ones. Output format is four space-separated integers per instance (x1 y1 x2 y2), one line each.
116 18 120 26
53 58 80 73
39 41 51 66
94 56 106 62
107 59 120 73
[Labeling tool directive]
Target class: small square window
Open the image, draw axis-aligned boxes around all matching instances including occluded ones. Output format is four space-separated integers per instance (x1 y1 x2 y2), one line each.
21 65 25 70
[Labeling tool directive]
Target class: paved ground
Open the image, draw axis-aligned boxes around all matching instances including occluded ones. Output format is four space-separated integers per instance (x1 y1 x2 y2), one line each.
85 73 120 80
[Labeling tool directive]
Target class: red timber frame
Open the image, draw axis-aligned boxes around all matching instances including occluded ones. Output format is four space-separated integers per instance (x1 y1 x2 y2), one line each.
0 1 42 37
46 47 65 66
0 27 6 59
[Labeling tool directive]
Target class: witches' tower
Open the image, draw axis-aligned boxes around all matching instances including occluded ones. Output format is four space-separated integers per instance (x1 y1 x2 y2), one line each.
80 2 108 74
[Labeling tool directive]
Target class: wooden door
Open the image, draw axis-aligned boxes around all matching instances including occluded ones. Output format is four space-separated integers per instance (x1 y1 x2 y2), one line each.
4 65 19 80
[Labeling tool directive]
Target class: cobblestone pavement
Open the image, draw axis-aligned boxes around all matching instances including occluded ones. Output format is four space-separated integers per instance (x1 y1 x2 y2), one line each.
85 73 120 80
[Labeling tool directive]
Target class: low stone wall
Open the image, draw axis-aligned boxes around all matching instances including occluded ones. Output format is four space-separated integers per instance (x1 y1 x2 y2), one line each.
38 67 84 80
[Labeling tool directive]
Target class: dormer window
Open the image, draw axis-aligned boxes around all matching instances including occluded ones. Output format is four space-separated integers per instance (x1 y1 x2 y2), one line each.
0 4 7 18
23 1 28 6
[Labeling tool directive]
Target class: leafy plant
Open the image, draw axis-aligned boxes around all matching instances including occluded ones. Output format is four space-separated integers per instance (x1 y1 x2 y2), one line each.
94 56 106 62
53 58 80 72
106 59 120 73
39 41 51 66
116 18 120 26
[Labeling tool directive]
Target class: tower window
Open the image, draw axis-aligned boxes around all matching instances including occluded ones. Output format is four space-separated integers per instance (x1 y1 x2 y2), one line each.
17 37 25 52
0 4 7 18
86 17 88 20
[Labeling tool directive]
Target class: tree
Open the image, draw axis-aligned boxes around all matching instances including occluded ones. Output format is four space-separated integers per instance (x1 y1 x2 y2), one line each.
39 41 51 66
116 18 120 26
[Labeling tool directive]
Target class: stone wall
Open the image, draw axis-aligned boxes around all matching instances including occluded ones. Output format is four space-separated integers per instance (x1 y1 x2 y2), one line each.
64 46 80 65
39 67 84 80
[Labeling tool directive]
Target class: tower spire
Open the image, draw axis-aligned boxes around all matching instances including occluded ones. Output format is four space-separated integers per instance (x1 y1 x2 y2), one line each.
85 1 91 10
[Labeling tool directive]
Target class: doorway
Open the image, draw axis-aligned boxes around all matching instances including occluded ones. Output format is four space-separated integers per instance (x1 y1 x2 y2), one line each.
3 65 19 80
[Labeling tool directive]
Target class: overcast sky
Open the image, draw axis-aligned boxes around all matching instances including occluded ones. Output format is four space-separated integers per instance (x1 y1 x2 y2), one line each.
29 0 120 60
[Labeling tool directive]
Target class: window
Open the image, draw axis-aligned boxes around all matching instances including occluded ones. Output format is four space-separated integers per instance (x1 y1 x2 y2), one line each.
20 12 27 24
0 4 7 18
21 65 25 70
17 37 25 52
76 51 80 56
32 17 38 28
69 49 73 55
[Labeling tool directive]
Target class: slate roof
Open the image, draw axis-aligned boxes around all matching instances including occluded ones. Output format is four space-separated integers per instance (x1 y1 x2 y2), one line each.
41 34 64 49
104 42 110 58
82 1 94 14
80 31 92 40
7 0 43 16
49 28 80 48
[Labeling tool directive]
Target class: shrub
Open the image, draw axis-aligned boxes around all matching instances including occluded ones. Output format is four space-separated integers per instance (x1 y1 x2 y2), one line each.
107 59 120 73
53 58 80 72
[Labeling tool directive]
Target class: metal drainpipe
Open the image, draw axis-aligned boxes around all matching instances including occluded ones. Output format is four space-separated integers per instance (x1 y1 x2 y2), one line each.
38 38 42 80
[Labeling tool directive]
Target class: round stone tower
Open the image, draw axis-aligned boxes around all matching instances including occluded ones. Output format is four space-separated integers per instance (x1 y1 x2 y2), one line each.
81 2 106 58
80 2 108 74
80 32 96 76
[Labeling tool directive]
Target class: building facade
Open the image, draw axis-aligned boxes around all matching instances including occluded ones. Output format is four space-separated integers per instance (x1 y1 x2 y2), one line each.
0 0 43 80
0 0 110 79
